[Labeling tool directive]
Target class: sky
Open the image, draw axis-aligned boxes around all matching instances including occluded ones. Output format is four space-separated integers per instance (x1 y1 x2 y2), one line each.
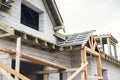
55 0 120 59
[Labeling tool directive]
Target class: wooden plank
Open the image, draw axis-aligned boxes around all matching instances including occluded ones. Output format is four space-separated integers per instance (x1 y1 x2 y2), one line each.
0 23 14 36
107 38 112 56
85 46 99 56
0 48 15 55
0 62 30 80
54 32 66 40
15 37 21 80
67 62 88 80
81 47 87 80
0 67 15 80
21 53 66 70
44 66 48 80
93 41 97 50
0 48 67 70
88 39 92 49
96 56 102 80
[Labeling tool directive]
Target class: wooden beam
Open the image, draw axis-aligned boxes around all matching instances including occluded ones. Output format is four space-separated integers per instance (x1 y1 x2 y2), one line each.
15 37 21 80
21 53 66 70
88 39 92 49
0 23 14 38
0 48 67 70
44 66 48 80
0 62 30 80
0 67 15 80
67 62 88 80
93 41 97 50
85 46 99 56
96 56 102 80
54 32 66 40
81 47 87 80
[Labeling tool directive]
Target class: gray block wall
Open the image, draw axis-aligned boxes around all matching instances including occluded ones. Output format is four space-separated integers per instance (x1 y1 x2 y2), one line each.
101 59 120 80
0 0 57 44
0 39 71 80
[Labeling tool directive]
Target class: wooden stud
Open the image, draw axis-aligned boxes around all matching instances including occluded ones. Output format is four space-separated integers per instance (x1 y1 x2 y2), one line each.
88 39 92 49
81 47 87 80
96 56 102 79
44 66 48 80
15 37 21 80
107 38 112 56
93 41 97 50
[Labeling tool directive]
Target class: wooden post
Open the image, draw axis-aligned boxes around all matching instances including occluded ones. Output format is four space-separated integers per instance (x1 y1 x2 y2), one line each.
15 37 21 80
96 56 102 80
81 47 87 80
44 66 48 80
100 37 103 52
107 38 112 56
113 45 118 59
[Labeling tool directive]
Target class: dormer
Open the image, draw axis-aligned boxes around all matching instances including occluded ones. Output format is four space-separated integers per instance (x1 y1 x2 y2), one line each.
95 34 118 59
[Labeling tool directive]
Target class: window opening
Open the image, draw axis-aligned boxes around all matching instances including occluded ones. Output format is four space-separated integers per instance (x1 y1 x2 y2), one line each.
21 4 39 30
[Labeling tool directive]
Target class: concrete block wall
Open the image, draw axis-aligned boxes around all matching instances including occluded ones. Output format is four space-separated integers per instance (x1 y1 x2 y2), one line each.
101 59 120 80
0 39 120 80
0 39 71 80
70 50 98 80
0 0 57 44
0 52 12 80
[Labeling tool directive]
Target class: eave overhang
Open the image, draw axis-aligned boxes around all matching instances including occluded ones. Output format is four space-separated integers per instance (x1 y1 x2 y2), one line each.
42 0 65 32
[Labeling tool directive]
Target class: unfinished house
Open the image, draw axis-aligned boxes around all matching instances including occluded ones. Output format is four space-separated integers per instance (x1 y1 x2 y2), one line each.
0 0 120 80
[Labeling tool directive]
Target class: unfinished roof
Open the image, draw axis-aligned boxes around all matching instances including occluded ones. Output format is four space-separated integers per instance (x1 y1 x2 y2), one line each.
94 34 118 43
58 30 95 47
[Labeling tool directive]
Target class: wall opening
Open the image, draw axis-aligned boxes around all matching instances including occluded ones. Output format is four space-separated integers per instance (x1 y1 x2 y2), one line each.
60 73 63 80
21 4 39 30
12 60 44 80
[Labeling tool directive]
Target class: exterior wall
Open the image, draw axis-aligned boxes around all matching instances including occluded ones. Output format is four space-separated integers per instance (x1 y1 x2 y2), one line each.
101 59 120 80
0 39 71 80
0 0 57 44
0 39 120 80
70 50 98 80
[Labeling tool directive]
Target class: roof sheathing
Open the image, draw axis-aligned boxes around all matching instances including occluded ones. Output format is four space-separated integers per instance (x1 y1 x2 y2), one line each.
57 30 95 47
